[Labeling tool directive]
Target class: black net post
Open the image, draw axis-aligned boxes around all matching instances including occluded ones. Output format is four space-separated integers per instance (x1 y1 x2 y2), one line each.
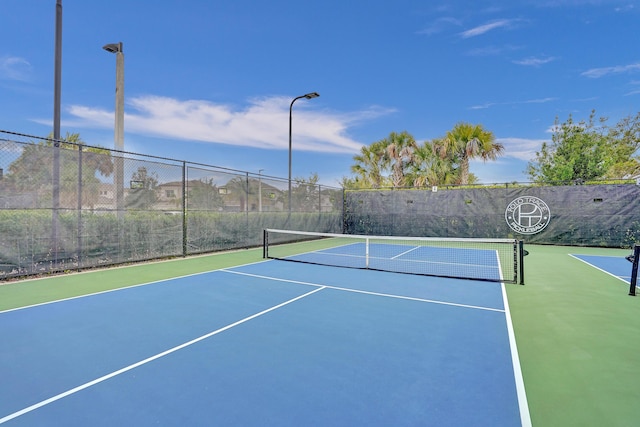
519 240 525 285
263 229 268 259
629 245 639 296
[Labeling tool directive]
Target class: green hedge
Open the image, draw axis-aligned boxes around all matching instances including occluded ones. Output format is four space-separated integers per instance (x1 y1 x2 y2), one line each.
0 209 342 278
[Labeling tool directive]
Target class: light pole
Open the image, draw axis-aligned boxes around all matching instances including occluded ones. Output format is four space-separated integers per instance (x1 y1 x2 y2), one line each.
103 42 124 217
288 92 319 220
52 0 63 262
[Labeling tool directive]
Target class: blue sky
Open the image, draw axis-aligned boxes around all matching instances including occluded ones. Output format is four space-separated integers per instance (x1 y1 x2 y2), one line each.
1 0 639 186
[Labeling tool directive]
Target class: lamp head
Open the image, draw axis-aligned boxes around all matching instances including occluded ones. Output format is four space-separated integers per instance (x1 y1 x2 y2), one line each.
304 92 320 99
102 42 123 54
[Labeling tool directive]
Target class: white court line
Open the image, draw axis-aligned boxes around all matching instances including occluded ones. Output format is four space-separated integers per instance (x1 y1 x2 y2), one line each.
287 250 500 271
0 286 325 424
501 283 532 427
221 268 505 313
391 246 421 259
493 246 531 427
0 271 210 315
0 258 276 315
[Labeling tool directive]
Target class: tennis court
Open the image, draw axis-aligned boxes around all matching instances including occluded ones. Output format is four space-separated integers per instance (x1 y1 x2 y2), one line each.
0 235 530 426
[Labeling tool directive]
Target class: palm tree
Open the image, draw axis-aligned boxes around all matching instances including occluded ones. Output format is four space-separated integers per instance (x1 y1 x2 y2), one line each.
383 131 417 188
435 122 503 185
409 141 458 187
351 140 387 188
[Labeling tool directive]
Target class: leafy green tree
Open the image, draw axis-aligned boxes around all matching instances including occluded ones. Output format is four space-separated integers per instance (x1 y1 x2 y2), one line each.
291 173 320 212
434 122 502 185
525 110 640 184
603 112 640 178
187 178 225 210
339 176 367 190
3 132 113 208
126 166 158 209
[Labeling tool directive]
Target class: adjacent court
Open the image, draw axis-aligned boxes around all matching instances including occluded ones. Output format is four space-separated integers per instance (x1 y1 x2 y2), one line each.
0 253 530 426
571 253 633 284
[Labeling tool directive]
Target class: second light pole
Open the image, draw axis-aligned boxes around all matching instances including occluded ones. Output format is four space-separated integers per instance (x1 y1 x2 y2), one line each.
288 92 319 220
103 42 124 217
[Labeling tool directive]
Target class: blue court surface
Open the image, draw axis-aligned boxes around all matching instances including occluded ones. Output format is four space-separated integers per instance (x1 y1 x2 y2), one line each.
0 260 531 426
570 254 633 283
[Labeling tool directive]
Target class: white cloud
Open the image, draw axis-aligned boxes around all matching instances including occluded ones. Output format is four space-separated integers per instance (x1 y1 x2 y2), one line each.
470 102 498 110
615 4 635 12
466 44 522 57
535 0 629 7
470 97 557 110
459 19 517 38
513 56 557 67
464 137 545 183
62 95 395 154
581 63 640 78
416 17 462 36
469 158 529 184
496 137 546 161
0 56 32 81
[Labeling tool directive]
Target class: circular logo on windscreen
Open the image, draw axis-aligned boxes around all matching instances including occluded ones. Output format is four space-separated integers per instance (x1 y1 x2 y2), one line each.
505 196 551 234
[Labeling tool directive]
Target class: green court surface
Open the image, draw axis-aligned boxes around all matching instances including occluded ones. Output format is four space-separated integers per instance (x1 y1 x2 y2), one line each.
1 244 639 426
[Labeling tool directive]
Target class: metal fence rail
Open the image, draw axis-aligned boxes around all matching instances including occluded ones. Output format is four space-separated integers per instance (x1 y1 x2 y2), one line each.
0 130 344 278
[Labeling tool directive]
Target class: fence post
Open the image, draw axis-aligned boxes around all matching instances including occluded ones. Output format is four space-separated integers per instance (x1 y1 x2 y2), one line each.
182 162 187 257
77 144 83 266
245 172 250 247
342 188 347 233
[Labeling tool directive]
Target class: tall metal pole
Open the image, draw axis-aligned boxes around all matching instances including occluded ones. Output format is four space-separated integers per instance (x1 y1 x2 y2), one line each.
103 42 125 218
115 44 124 217
288 92 319 222
52 0 63 263
53 1 62 140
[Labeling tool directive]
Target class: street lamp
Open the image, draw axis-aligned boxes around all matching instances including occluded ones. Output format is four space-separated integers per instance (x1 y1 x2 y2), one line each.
103 42 124 216
288 92 319 220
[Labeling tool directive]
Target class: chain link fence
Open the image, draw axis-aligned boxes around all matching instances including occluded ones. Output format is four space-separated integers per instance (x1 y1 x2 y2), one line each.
5 129 636 280
0 131 344 279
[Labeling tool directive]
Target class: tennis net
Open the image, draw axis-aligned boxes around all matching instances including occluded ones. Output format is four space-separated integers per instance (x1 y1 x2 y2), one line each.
263 229 525 284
